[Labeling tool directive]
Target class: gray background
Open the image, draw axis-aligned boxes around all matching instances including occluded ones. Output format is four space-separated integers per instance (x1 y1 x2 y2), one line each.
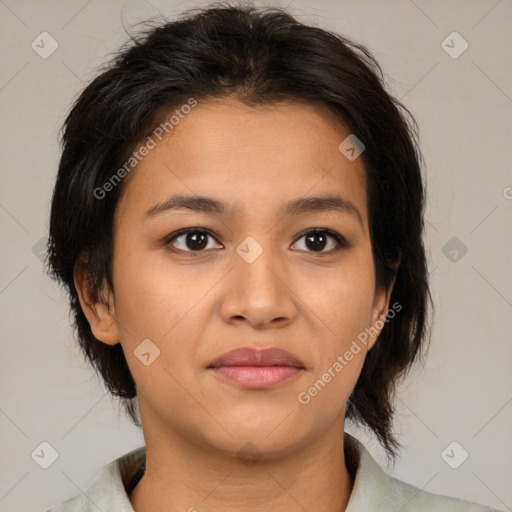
0 0 511 511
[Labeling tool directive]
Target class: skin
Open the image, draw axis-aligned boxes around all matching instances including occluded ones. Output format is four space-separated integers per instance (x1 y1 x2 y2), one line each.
76 97 395 512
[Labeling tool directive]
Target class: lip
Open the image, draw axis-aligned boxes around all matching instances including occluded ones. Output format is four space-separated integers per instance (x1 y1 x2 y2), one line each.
209 347 304 368
208 347 305 389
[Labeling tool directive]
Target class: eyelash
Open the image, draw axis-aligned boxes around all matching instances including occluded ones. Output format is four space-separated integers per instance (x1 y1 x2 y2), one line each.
164 228 349 255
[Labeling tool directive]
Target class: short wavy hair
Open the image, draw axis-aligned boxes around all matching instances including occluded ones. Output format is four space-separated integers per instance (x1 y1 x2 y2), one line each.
47 2 433 461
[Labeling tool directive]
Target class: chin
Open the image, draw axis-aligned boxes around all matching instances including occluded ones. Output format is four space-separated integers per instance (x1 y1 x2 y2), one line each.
199 423 308 462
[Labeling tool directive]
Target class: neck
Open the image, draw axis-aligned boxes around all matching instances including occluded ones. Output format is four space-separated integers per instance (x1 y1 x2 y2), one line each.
129 413 355 512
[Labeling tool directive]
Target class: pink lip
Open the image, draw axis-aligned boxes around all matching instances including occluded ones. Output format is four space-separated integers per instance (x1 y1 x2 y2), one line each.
209 347 304 368
208 347 305 389
211 366 302 389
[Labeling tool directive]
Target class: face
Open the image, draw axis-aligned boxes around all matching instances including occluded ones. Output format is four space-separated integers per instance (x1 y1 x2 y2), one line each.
77 97 393 459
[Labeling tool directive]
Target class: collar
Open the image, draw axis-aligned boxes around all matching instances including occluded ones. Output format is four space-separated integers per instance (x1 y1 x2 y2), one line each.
52 432 495 511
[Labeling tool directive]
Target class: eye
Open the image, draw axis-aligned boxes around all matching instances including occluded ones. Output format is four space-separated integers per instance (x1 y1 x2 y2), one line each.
165 228 349 254
165 228 222 252
291 229 348 253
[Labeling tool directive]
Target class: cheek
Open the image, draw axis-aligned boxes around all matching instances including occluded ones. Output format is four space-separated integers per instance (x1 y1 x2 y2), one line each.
311 253 376 342
110 245 211 383
300 251 375 409
111 240 196 338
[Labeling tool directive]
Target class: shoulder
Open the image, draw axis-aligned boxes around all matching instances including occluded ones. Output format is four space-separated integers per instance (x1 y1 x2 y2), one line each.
43 446 146 512
386 473 501 511
344 433 502 512
44 493 88 512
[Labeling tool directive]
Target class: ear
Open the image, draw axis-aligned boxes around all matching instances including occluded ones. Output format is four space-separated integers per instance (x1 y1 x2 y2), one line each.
74 267 120 346
366 269 399 351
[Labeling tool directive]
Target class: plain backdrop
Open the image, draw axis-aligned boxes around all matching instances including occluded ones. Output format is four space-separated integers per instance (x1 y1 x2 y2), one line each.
0 0 511 511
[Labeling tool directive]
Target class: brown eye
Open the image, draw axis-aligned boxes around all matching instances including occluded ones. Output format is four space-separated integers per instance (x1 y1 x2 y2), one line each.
305 232 328 251
166 229 222 252
292 229 348 253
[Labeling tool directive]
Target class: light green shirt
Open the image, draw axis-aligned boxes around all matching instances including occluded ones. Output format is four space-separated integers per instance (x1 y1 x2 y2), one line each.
45 433 502 511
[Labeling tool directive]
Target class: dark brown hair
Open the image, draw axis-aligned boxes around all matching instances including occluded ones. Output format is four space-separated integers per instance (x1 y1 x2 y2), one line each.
46 2 432 461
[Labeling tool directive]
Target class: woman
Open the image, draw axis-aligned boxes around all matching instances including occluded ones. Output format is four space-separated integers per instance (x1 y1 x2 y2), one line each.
45 3 501 511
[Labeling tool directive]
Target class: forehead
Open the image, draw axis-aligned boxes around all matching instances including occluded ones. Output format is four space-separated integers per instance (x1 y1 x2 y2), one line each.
116 97 369 229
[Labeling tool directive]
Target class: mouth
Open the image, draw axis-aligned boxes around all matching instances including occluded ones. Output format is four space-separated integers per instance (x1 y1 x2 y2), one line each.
207 347 305 389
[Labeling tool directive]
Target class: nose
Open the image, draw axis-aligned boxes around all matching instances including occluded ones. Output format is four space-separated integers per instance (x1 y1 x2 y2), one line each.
219 240 299 329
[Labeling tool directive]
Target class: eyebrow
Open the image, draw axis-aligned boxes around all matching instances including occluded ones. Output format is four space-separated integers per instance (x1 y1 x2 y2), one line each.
144 193 364 228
